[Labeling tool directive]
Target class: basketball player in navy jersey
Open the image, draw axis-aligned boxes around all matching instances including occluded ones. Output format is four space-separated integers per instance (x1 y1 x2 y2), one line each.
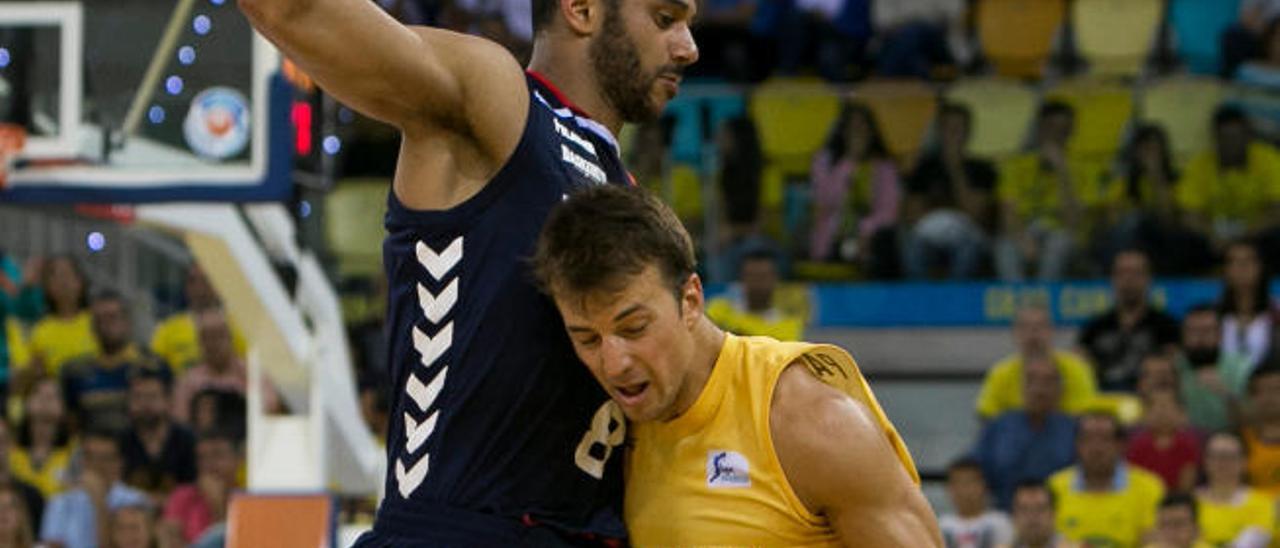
239 0 696 544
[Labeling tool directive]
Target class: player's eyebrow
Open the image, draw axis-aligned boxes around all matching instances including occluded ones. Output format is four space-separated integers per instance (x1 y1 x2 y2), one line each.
612 303 647 323
659 0 696 20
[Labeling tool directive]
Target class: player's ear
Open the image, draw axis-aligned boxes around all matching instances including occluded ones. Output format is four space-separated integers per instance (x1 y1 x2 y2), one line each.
680 273 702 328
560 0 605 36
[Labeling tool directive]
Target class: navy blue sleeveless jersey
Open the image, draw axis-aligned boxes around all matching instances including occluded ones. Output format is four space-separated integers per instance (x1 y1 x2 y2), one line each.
359 72 630 546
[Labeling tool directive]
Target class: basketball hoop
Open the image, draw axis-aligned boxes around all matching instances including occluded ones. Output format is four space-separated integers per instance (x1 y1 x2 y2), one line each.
0 123 27 189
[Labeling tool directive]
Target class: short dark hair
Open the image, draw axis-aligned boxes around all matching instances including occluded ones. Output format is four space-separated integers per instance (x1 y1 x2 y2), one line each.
738 248 778 273
90 288 129 315
1038 100 1074 121
533 185 696 303
1011 480 1055 510
938 101 972 129
1078 411 1126 441
41 254 89 313
1248 353 1280 395
533 0 619 34
197 427 242 451
128 366 172 393
1112 248 1150 270
1184 302 1219 318
82 426 121 451
1213 104 1249 130
1159 493 1198 521
947 456 983 477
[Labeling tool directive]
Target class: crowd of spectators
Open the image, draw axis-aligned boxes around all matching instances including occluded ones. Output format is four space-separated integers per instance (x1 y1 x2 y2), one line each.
0 255 282 548
927 246 1280 547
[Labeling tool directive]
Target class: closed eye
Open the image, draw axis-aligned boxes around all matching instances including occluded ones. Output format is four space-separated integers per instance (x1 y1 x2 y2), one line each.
620 323 648 338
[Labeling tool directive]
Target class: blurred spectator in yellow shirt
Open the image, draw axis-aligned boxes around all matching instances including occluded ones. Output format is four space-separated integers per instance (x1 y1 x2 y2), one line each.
1049 413 1165 547
25 256 95 377
1195 432 1273 548
995 102 1110 282
1146 494 1215 548
149 266 246 376
706 249 805 341
1176 106 1280 247
977 305 1098 419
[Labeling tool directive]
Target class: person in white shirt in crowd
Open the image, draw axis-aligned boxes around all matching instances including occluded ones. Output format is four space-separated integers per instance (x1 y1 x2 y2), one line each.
941 457 1013 548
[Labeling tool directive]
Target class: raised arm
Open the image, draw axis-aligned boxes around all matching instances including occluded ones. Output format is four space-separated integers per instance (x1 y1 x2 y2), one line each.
238 0 526 146
771 363 942 547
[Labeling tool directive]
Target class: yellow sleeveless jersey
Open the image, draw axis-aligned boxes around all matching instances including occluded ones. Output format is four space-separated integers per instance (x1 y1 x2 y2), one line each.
625 333 918 546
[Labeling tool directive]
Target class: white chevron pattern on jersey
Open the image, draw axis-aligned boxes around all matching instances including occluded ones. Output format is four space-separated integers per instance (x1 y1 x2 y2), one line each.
397 236 463 498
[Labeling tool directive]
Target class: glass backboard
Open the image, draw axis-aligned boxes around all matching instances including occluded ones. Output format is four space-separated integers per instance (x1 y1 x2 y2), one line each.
0 0 289 203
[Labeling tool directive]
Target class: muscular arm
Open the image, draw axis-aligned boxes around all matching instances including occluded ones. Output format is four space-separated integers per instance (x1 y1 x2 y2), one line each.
238 0 526 159
771 363 942 547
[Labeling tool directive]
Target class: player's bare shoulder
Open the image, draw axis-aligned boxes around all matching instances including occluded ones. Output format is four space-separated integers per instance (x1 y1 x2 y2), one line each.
393 29 530 210
401 28 528 150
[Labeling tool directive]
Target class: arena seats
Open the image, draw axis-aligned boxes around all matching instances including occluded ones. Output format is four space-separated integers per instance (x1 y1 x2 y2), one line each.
1167 0 1244 75
976 0 1067 79
1072 0 1163 77
1046 78 1136 161
852 79 939 163
1139 76 1228 161
945 78 1039 158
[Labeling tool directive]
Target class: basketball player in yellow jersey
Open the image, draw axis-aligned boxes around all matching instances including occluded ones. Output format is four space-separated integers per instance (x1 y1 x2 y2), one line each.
532 185 942 546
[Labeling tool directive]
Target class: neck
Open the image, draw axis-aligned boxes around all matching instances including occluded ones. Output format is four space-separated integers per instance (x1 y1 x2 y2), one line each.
1236 293 1257 317
669 318 727 420
54 302 77 318
1025 410 1049 427
1019 537 1052 548
1206 480 1238 500
31 422 56 449
956 507 984 520
744 297 771 314
528 41 623 136
139 419 169 440
1083 466 1115 490
101 342 129 359
1117 301 1146 322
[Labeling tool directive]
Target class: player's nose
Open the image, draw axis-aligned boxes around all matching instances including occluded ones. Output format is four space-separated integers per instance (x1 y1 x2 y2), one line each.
599 336 635 380
671 25 698 66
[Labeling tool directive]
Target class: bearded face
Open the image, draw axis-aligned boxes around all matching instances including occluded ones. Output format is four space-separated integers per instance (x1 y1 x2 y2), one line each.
588 0 682 123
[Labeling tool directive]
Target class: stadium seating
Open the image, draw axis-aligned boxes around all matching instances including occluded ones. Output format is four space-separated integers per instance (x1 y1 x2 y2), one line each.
325 178 389 279
852 79 939 163
1046 78 1136 161
945 78 1039 158
748 78 842 216
976 0 1067 79
1072 0 1162 78
1139 76 1228 161
1168 0 1244 75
